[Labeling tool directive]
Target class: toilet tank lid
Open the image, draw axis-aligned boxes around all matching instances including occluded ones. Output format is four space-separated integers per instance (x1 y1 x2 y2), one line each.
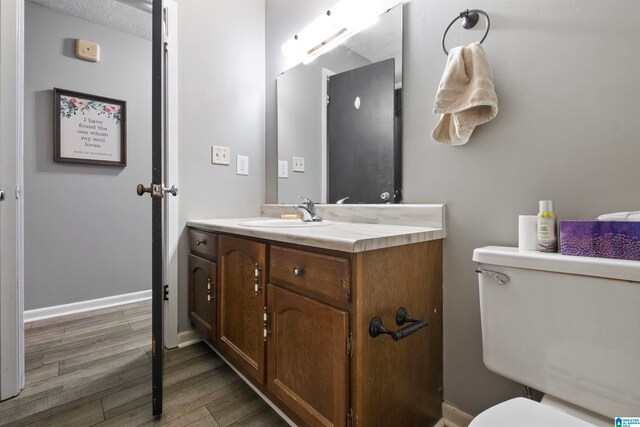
472 246 640 283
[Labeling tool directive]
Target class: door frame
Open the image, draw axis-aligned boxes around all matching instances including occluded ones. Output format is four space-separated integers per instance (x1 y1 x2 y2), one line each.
163 0 179 350
320 67 336 203
0 0 25 400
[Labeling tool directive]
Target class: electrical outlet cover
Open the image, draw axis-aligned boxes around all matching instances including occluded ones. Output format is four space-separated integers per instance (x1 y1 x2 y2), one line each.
236 155 249 175
211 145 230 165
220 146 230 164
278 160 289 178
293 156 305 172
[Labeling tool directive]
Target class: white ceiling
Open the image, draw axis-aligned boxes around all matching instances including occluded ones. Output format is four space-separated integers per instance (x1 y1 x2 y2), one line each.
28 0 152 40
343 9 402 64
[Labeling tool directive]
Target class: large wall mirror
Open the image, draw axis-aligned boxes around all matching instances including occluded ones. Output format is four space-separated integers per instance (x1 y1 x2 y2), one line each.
277 3 403 204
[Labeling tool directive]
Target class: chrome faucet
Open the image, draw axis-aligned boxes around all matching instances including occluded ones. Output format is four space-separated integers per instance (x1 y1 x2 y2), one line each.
292 196 322 222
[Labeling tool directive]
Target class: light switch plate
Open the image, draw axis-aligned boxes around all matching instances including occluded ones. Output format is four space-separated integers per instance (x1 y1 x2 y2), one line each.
211 145 230 165
293 156 305 172
236 155 249 175
76 39 100 62
278 160 289 178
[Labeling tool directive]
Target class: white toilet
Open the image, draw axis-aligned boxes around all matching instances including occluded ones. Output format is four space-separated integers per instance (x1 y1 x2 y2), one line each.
471 246 640 427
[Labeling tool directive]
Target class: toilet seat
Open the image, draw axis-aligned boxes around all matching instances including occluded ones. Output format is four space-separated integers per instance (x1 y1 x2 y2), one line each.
469 398 596 427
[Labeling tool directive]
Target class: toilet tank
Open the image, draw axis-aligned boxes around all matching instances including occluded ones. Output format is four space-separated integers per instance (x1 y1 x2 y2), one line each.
473 246 640 419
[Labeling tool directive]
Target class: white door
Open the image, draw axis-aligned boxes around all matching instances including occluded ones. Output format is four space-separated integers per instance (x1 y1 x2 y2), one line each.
0 0 25 400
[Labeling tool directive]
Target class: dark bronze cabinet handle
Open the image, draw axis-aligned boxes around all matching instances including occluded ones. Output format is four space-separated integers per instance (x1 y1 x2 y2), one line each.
196 239 207 246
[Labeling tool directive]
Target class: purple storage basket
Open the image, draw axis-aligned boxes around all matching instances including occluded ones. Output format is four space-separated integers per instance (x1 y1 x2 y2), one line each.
559 220 640 261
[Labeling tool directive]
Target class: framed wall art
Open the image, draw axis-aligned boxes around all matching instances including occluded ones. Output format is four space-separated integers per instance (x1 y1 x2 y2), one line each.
53 88 126 166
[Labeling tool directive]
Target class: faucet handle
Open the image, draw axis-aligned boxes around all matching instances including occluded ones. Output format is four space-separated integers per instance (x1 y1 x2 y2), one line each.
295 196 322 222
297 195 315 210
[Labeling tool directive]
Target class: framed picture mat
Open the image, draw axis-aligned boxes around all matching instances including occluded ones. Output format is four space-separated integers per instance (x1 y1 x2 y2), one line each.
53 87 127 166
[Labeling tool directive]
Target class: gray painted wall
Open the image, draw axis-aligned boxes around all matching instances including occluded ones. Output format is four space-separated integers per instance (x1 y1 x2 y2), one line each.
177 0 265 332
24 2 151 310
266 0 640 416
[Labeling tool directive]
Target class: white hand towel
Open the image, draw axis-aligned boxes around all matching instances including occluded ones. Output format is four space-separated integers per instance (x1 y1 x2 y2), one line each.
432 42 498 145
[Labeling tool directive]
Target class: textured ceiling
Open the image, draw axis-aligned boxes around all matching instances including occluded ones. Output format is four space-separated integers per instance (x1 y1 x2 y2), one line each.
28 0 152 40
343 5 402 65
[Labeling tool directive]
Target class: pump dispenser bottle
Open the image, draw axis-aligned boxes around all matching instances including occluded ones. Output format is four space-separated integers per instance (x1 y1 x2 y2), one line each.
537 200 557 252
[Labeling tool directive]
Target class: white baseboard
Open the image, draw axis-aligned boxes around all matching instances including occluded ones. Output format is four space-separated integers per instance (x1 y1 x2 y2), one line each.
442 401 474 427
177 329 203 348
24 290 151 323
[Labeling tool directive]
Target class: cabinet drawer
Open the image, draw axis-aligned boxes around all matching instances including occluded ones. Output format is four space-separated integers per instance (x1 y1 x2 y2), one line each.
189 229 217 260
270 245 350 304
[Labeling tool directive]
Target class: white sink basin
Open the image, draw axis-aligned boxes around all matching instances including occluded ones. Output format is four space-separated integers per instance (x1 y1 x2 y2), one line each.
239 219 333 228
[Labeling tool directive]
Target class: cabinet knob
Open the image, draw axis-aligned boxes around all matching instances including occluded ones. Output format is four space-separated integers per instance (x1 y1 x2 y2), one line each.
196 239 207 246
292 266 303 277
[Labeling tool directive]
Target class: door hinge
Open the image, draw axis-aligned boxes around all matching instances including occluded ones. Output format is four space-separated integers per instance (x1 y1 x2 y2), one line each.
346 333 353 358
254 263 262 296
263 306 271 342
163 284 169 301
346 408 353 427
326 95 330 105
163 7 169 36
164 41 168 53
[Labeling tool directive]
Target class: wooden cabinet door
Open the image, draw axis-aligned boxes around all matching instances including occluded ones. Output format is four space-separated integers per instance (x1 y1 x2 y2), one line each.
188 254 216 340
267 284 349 427
218 235 267 385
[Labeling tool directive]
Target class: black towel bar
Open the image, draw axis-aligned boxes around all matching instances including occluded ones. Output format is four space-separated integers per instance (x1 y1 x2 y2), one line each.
369 307 428 342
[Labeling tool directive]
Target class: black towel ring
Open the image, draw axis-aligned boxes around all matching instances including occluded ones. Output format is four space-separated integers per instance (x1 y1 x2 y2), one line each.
441 9 491 56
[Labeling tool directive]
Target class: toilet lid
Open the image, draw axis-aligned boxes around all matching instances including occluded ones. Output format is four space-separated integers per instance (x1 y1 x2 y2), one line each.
469 398 597 427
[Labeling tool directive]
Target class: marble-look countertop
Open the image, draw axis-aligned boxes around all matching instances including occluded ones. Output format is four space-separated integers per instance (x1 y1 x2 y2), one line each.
261 203 446 231
187 217 445 253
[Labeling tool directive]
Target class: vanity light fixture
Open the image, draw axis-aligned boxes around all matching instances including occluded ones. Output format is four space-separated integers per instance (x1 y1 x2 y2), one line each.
114 0 153 13
281 0 401 65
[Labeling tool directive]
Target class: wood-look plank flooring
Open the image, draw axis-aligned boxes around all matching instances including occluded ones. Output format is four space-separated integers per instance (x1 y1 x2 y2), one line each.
0 300 288 427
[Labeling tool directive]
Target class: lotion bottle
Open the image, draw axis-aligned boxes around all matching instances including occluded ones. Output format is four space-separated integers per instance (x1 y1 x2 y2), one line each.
537 200 557 252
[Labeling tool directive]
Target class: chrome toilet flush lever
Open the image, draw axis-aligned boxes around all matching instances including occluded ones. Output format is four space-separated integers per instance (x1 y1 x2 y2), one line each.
475 269 510 285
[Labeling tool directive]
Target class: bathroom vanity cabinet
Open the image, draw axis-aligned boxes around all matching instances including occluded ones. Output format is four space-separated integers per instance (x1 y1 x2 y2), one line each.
188 229 217 339
188 223 443 427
